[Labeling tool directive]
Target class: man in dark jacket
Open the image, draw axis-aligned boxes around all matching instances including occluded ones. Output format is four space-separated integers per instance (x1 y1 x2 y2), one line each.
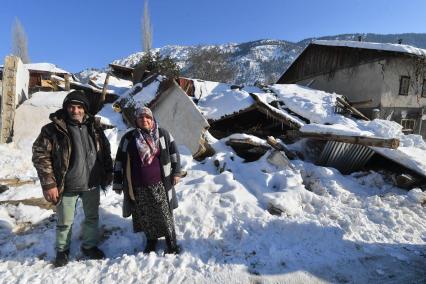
32 90 113 267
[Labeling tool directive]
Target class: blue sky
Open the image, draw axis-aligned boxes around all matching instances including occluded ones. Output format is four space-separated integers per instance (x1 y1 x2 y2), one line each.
1 0 425 73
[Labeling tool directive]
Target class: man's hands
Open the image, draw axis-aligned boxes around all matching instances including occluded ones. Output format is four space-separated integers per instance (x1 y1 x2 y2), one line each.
173 176 180 186
43 187 59 204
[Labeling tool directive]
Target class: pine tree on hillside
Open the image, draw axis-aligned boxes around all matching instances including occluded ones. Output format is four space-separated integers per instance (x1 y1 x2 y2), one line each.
184 47 236 83
134 51 180 80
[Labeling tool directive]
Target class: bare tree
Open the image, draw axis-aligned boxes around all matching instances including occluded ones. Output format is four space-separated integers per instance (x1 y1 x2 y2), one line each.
141 0 153 52
12 17 30 63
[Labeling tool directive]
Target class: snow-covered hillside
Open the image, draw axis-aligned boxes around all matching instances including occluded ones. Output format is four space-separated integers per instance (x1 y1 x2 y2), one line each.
74 34 426 85
111 40 302 84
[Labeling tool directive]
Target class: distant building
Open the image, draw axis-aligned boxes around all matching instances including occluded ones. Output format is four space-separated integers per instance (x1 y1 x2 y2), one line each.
277 40 426 138
25 63 70 94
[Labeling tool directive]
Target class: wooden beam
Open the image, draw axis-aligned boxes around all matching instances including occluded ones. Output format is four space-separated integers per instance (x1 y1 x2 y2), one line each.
266 136 297 159
97 73 110 112
226 138 270 150
336 97 370 121
347 99 373 107
0 197 55 211
249 93 302 129
0 178 35 187
64 74 70 91
286 130 399 149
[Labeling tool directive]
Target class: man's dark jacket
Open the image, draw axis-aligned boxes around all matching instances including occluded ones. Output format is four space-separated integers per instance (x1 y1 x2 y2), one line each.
32 109 113 195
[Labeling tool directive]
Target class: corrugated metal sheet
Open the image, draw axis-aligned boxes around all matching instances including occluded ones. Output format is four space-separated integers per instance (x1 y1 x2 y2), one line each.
317 140 375 174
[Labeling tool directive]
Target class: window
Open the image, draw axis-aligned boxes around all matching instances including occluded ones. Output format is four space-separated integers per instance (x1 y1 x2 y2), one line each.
399 76 410 96
422 79 426 98
401 119 416 134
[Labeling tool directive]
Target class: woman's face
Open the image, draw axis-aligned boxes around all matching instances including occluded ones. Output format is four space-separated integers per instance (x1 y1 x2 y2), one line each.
136 114 153 131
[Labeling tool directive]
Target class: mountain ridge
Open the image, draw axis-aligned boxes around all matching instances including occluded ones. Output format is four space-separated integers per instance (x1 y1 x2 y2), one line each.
78 33 426 85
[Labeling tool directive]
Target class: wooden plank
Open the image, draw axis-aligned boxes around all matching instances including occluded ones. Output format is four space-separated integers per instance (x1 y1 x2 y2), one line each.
0 197 55 211
347 99 373 107
336 97 370 121
266 136 297 159
226 138 270 150
249 93 302 129
98 72 110 112
0 178 35 187
286 130 399 149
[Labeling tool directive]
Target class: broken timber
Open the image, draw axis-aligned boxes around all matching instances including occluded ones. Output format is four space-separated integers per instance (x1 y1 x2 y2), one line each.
226 138 270 150
336 97 370 121
97 72 111 112
0 197 55 211
266 136 297 159
0 178 36 187
286 130 399 149
249 93 302 129
225 137 270 161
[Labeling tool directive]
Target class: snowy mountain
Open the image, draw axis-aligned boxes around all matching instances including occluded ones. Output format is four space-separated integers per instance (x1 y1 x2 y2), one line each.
103 33 426 85
110 39 301 85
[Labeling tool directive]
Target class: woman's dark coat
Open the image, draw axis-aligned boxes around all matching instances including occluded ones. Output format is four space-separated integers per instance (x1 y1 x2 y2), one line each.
113 128 181 217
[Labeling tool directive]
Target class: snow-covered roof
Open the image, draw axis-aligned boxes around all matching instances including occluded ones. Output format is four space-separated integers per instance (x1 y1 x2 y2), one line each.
192 79 268 121
25 63 69 74
313 40 426 57
118 75 166 109
270 84 426 177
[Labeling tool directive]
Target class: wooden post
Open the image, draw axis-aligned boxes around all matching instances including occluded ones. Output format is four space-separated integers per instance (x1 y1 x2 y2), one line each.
97 73 110 112
64 74 70 91
418 107 425 136
0 56 18 143
286 130 400 149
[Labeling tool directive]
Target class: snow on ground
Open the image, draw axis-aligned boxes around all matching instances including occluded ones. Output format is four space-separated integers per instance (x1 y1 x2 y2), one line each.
0 135 425 283
1 81 426 283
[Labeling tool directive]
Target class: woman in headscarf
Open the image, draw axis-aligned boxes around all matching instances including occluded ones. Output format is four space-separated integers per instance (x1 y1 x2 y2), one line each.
113 106 181 254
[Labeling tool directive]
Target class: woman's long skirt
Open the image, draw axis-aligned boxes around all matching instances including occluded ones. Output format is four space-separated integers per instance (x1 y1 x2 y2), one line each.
132 181 176 241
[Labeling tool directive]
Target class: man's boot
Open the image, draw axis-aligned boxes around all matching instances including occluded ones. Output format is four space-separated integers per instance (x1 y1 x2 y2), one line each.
143 239 157 253
81 246 105 260
54 250 70 267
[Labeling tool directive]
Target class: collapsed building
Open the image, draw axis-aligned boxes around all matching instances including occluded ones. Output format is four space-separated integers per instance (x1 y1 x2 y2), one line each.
2 52 425 190
113 71 425 189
